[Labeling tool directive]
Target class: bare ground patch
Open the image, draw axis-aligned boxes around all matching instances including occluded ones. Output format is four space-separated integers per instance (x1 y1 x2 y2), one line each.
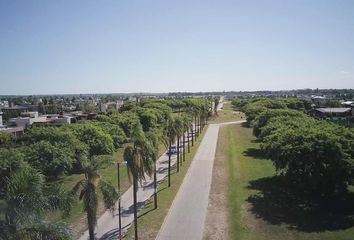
203 125 229 240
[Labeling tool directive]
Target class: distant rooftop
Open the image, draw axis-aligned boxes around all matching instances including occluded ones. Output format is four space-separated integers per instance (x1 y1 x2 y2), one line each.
341 101 354 105
316 108 351 113
0 106 28 110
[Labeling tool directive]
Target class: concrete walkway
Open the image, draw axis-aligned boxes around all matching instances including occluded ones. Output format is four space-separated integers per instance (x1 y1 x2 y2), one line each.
156 120 245 240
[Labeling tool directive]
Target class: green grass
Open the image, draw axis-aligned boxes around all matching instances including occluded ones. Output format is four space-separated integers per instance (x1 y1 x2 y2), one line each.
209 102 245 124
124 128 207 240
220 124 354 240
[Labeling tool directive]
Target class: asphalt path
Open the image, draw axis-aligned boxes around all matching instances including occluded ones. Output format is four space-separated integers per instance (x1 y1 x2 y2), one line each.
155 120 245 240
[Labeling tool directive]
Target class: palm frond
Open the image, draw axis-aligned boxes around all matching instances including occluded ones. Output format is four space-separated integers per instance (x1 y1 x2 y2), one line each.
16 221 72 240
99 180 118 212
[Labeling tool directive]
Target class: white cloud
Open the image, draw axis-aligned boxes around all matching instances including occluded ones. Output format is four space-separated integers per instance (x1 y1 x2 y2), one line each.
340 70 349 74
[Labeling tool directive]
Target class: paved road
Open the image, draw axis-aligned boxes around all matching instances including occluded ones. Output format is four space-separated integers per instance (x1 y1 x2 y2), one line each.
156 120 245 240
217 96 225 111
78 129 197 240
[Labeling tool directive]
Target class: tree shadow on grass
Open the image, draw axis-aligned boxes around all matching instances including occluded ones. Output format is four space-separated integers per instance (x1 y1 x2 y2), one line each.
243 148 267 160
247 176 354 232
241 122 250 128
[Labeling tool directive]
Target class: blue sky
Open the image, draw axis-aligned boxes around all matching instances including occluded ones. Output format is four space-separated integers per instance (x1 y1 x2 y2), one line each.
0 0 353 94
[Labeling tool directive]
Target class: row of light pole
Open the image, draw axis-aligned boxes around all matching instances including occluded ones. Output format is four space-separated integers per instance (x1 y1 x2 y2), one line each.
115 123 199 240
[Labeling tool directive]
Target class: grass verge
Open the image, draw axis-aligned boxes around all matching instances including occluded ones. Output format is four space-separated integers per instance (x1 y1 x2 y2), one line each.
220 124 354 240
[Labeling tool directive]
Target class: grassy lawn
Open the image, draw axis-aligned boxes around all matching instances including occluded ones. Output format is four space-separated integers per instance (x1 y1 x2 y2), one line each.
209 102 245 124
124 128 207 240
219 123 354 240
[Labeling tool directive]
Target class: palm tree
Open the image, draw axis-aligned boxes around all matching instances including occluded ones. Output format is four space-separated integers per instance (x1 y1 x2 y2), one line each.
181 114 191 158
124 124 154 240
214 97 220 116
70 156 118 240
145 130 167 209
185 115 193 153
174 116 184 170
1 164 72 240
191 106 198 142
166 117 177 187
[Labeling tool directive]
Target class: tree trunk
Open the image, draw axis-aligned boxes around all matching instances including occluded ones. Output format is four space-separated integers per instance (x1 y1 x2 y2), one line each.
187 128 191 152
177 137 180 172
180 135 183 166
154 163 157 209
199 116 201 135
198 116 201 135
191 126 194 147
133 178 138 240
183 134 186 162
168 140 171 187
87 183 97 240
194 116 197 140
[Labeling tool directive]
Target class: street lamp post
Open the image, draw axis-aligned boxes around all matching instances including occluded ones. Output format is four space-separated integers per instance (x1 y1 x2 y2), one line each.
117 161 127 240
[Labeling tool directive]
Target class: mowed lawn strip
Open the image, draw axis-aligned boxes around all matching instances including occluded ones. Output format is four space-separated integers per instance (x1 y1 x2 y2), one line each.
124 127 208 240
222 124 354 240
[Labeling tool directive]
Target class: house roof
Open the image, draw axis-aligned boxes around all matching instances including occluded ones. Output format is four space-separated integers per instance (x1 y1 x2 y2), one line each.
315 108 351 113
0 126 25 133
0 106 28 110
341 101 354 105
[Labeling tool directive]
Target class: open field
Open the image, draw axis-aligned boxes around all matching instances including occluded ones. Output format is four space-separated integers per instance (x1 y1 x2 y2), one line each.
209 102 245 124
211 123 354 240
124 128 207 240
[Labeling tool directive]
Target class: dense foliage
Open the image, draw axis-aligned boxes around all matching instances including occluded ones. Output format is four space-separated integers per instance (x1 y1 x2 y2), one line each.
0 97 213 239
234 98 354 194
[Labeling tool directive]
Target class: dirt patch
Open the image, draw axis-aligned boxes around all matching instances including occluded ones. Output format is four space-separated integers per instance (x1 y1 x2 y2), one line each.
203 126 229 240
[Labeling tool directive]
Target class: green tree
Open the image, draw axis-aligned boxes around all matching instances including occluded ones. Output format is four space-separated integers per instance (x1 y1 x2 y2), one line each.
26 127 88 174
165 117 178 187
0 164 72 240
253 109 307 138
0 132 13 148
124 124 154 239
26 141 76 178
182 115 193 152
146 129 167 209
213 96 220 115
0 148 24 194
70 156 118 240
70 123 114 157
262 126 350 193
174 116 184 171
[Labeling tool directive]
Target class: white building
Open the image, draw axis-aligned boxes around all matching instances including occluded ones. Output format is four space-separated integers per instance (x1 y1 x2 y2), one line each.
0 111 3 127
50 116 72 125
8 116 48 129
21 111 39 118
